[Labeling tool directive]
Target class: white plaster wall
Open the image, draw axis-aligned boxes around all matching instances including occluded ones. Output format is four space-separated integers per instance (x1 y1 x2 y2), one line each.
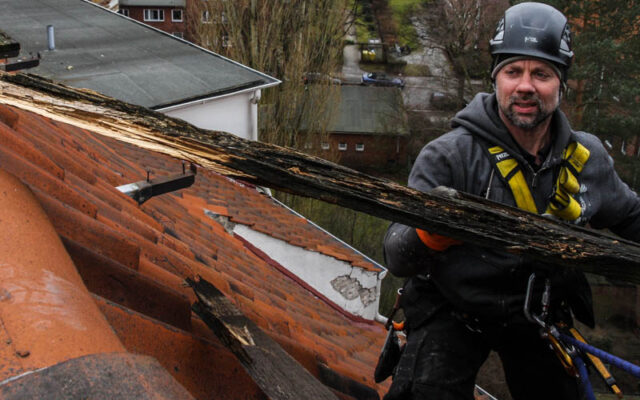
233 224 381 320
162 92 254 140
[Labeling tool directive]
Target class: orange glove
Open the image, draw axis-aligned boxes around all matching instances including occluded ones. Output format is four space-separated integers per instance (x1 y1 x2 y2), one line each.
416 229 462 252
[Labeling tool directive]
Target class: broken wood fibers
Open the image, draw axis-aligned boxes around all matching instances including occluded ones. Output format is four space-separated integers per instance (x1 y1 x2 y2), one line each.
1 72 640 284
187 277 339 400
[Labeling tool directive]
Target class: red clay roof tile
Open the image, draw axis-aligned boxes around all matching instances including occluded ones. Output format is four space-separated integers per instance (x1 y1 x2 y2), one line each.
0 103 391 398
0 120 65 180
63 236 192 331
35 189 140 270
0 169 126 373
0 149 98 218
0 104 19 128
95 296 267 400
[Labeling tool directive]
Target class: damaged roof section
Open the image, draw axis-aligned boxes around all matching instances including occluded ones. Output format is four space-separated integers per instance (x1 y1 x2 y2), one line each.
0 75 389 398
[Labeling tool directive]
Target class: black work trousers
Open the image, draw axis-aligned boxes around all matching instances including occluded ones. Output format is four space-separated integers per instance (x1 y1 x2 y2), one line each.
384 309 582 400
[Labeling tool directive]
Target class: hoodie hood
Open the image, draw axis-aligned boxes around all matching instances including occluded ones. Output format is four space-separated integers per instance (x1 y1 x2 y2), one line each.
451 92 573 167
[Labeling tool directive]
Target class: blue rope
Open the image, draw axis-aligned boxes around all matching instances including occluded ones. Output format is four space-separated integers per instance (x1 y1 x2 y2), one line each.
573 356 596 400
560 333 640 378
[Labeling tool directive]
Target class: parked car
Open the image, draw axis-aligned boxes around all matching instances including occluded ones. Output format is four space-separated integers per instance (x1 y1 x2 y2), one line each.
302 72 342 86
361 72 405 88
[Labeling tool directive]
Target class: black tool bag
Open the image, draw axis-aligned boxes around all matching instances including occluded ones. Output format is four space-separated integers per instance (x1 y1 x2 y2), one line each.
374 326 403 383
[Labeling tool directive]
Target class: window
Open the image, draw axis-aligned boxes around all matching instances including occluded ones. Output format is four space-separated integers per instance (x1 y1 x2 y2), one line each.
355 143 365 152
338 143 347 151
172 9 183 22
221 34 231 48
172 32 184 39
143 9 164 21
118 8 129 17
321 142 330 150
202 10 211 23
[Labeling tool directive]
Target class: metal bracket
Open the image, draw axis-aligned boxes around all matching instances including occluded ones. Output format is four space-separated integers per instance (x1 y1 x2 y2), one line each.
1 53 40 72
116 163 197 205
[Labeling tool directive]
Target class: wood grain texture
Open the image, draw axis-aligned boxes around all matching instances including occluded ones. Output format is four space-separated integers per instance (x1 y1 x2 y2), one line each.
2 72 640 283
188 277 339 400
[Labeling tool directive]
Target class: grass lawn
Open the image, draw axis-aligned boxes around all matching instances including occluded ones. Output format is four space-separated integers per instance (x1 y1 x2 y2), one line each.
388 0 423 49
388 0 423 14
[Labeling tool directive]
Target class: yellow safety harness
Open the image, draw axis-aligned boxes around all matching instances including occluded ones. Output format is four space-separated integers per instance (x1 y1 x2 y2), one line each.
489 141 623 396
487 141 590 221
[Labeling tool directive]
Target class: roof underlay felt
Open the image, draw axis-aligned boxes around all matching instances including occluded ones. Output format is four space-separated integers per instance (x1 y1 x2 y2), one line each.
0 100 390 397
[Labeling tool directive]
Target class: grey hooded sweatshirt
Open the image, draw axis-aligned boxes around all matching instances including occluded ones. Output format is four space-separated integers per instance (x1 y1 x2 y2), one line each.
384 92 640 326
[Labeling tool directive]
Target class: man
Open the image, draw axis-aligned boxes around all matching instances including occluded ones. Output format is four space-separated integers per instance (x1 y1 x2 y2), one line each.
383 2 640 399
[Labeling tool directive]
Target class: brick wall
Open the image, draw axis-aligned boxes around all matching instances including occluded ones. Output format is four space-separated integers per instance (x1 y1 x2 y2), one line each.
120 6 186 38
315 133 408 170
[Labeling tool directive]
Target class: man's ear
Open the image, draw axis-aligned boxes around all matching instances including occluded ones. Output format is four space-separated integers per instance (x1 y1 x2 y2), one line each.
559 84 565 102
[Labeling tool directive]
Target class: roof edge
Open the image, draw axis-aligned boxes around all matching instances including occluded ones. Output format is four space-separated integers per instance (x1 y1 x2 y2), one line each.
270 195 386 276
235 234 379 324
153 80 280 111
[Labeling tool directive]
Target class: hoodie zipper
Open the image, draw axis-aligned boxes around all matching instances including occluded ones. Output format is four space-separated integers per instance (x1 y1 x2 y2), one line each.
526 161 554 190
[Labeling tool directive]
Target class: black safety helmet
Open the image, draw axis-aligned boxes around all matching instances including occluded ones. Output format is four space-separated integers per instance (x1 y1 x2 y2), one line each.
490 2 574 82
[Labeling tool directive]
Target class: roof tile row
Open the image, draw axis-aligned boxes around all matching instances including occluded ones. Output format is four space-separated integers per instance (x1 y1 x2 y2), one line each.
0 103 389 398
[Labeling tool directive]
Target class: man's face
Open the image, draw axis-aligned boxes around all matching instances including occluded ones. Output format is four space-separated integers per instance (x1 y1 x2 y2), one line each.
495 59 561 131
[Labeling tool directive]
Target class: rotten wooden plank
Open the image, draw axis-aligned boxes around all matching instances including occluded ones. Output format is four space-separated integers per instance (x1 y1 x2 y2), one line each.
186 277 339 400
2 72 640 283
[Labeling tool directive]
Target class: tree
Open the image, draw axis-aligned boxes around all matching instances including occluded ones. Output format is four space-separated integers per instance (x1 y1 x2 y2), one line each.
423 0 507 106
187 0 349 152
530 0 640 143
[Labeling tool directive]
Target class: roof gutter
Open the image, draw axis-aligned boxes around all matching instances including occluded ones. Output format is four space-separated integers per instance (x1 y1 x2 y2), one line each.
155 81 279 113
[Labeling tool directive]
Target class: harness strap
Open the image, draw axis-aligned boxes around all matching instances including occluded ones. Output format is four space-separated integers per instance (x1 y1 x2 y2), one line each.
547 141 590 221
488 146 538 213
486 141 590 222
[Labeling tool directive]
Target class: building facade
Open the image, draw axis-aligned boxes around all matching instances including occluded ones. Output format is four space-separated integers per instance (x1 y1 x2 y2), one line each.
118 0 187 38
300 85 409 171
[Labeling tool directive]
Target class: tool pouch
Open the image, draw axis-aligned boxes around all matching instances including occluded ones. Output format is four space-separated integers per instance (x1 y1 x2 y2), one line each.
374 327 403 383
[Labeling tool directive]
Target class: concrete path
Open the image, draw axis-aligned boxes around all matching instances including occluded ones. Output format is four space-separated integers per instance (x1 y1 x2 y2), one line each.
342 44 365 85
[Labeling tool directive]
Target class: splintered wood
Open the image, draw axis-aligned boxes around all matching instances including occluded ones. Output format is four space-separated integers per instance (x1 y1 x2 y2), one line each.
2 72 640 284
188 277 339 400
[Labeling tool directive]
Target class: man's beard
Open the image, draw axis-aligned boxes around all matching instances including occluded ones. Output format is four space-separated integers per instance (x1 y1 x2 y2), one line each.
500 93 558 130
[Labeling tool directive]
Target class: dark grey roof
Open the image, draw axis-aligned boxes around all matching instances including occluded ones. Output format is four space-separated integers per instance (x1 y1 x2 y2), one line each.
329 85 408 136
0 0 279 109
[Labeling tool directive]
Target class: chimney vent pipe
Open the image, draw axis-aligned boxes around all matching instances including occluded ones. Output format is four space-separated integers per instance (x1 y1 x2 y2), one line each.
47 25 55 51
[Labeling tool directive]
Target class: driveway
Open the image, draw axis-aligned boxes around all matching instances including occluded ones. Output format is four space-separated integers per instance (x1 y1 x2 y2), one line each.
341 11 481 113
342 44 365 85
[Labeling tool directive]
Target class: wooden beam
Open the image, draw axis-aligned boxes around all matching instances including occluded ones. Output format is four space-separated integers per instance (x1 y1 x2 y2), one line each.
2 72 640 283
186 277 339 400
